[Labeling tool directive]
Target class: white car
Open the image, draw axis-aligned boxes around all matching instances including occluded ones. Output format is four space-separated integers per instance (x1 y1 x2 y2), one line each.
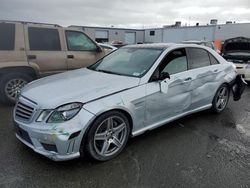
13 43 243 161
222 37 250 83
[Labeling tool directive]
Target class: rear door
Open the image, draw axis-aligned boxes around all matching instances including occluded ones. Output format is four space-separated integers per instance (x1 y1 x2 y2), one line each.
64 30 105 70
24 25 67 77
186 48 225 108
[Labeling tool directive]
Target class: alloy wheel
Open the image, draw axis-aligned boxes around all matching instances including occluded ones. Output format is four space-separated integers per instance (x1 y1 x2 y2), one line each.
4 78 27 101
215 86 229 111
93 116 128 157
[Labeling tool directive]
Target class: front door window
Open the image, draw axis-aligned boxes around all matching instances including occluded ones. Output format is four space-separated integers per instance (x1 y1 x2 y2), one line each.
65 31 97 51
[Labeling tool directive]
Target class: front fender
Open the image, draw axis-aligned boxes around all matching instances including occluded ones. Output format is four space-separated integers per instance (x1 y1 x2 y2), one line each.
82 85 147 134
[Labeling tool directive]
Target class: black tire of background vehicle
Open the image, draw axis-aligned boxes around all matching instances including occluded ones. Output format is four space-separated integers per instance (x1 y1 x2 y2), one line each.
85 111 130 161
0 73 33 105
211 84 230 113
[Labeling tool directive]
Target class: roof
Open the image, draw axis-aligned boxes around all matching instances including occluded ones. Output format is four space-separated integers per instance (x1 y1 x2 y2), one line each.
0 20 61 27
181 40 204 44
124 43 174 49
123 43 206 50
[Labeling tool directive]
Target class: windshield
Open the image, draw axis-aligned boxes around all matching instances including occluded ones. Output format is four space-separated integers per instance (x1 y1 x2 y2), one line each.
89 48 163 77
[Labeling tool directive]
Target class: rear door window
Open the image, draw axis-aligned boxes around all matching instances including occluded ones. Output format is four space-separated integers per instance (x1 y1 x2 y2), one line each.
0 23 15 50
28 27 61 51
187 48 211 69
65 31 97 51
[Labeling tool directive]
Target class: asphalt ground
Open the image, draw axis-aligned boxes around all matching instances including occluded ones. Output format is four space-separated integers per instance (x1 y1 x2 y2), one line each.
0 87 250 188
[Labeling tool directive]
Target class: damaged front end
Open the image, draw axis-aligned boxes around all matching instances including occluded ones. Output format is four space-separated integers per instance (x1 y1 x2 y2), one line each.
222 37 250 82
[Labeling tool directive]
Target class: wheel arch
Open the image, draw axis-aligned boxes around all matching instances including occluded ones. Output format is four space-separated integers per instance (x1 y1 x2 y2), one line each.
79 108 134 156
213 82 230 98
0 66 39 79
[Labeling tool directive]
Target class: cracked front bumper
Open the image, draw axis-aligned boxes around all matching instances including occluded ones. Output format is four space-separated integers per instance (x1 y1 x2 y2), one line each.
16 133 80 161
13 108 95 161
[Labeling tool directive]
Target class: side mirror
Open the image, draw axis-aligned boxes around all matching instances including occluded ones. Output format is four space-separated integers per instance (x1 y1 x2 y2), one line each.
159 72 170 80
96 45 103 52
159 73 170 93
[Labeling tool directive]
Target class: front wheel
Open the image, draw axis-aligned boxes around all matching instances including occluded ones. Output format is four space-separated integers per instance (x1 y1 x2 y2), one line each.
211 84 230 113
85 111 130 161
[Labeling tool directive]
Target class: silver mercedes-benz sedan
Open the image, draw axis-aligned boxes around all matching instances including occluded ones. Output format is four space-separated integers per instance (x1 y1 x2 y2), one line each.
13 43 243 161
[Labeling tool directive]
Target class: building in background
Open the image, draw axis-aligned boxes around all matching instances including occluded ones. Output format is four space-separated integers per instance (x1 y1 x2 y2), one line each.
69 25 144 44
70 21 250 46
145 21 250 44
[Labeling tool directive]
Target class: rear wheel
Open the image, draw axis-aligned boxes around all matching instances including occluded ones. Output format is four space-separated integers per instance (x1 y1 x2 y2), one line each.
85 111 130 161
211 84 229 113
0 73 33 105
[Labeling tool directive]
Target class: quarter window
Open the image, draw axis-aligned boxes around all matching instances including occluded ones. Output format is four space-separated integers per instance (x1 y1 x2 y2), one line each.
65 31 97 51
160 49 188 75
209 53 220 65
187 48 211 69
0 23 15 50
28 27 61 51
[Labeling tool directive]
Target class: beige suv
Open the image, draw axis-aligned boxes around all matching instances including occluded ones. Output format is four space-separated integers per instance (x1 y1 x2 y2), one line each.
0 21 106 105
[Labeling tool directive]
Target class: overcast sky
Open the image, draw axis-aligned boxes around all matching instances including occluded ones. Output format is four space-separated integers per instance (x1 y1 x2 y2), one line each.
1 0 250 28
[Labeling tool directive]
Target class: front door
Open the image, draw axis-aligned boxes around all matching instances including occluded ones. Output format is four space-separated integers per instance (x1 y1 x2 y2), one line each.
65 30 105 70
145 48 193 126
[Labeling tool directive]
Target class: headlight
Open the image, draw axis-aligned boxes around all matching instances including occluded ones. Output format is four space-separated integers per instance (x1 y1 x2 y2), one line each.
36 110 53 122
36 102 83 123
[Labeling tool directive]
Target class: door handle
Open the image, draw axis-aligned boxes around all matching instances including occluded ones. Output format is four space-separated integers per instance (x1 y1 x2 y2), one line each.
184 77 192 81
67 55 74 59
27 55 36 60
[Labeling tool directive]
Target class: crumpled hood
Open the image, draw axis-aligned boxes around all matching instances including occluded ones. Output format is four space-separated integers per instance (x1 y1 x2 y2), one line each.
21 68 140 109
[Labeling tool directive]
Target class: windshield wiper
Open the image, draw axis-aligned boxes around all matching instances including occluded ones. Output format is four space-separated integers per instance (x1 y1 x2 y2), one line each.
96 69 122 75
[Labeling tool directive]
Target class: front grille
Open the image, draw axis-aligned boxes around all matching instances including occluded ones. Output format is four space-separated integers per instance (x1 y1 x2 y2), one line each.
15 101 35 122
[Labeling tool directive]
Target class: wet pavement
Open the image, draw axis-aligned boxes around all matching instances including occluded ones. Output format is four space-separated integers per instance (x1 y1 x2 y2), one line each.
0 87 250 188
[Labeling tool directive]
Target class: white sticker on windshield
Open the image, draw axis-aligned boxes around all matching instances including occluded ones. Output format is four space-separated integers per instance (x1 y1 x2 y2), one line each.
133 72 140 76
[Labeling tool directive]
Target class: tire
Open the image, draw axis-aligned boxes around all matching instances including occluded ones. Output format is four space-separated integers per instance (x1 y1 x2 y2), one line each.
0 73 33 105
85 111 130 161
211 84 230 113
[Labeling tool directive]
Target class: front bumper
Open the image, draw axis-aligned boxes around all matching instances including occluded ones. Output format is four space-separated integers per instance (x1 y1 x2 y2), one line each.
13 108 95 161
235 64 250 81
16 133 80 161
